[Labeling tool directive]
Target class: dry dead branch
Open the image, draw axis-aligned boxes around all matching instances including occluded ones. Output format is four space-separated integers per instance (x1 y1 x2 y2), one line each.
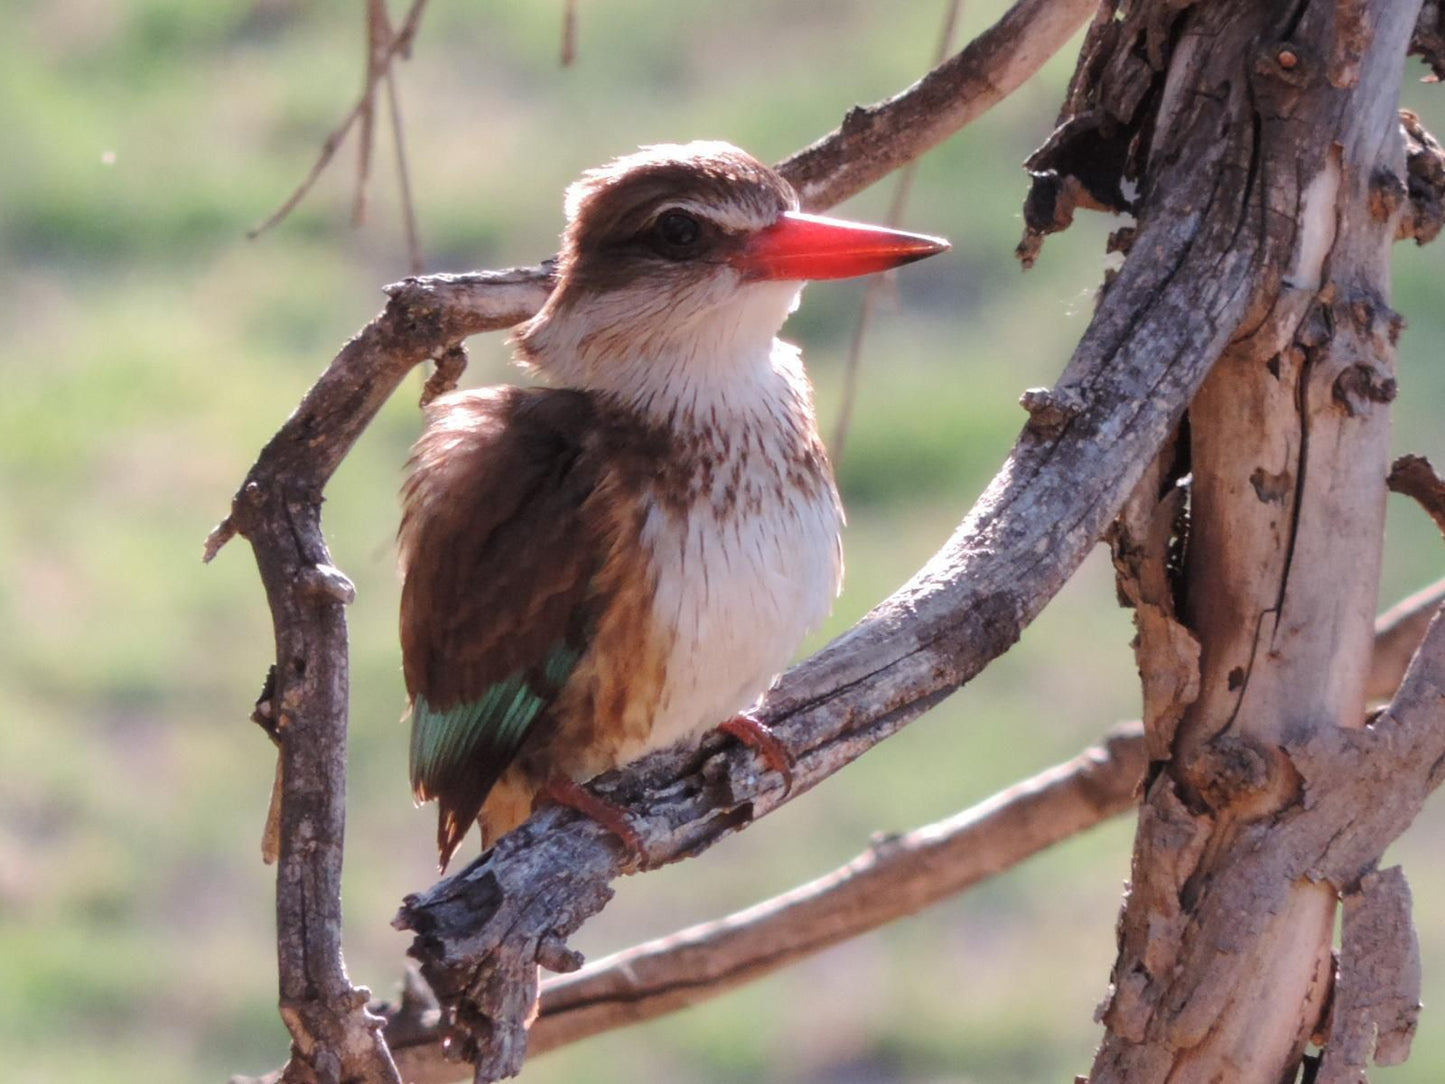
830 0 965 464
210 0 1102 1077
249 0 428 255
216 0 1444 1080
233 574 1442 1084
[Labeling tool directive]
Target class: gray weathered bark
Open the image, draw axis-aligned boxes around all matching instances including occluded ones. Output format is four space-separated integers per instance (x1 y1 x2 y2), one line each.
393 3 1445 1080
208 0 1101 1078
214 0 1445 1079
1038 1 1442 1080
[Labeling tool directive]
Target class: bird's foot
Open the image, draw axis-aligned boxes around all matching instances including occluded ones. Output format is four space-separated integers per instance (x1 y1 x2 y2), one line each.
718 712 795 795
541 776 645 862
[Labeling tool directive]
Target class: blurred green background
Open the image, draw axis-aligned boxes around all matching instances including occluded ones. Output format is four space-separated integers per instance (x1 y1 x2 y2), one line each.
2 2 1441 1081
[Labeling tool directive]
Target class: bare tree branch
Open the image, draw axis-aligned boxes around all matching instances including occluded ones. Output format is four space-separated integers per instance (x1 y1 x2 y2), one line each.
352 0 389 227
1388 453 1445 538
213 4 1103 1072
232 570 1440 1084
1076 2 1434 1080
391 2 1445 1077
352 723 1148 1084
778 0 1097 212
1369 577 1445 701
505 725 1142 1061
367 577 1444 1084
207 267 548 1084
831 0 965 465
249 0 428 241
394 29 1299 1071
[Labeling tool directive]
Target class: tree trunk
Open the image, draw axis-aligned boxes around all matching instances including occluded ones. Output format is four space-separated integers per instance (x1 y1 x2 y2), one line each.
1067 1 1424 1080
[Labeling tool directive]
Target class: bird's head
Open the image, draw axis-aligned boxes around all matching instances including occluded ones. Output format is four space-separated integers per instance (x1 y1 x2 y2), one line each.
514 141 947 403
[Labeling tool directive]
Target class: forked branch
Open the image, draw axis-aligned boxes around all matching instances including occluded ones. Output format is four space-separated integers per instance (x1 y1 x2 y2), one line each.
212 1 1102 1079
235 575 1444 1084
394 30 1285 1069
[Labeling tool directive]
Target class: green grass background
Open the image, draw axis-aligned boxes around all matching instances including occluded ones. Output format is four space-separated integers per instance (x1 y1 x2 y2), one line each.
1 2 1441 1081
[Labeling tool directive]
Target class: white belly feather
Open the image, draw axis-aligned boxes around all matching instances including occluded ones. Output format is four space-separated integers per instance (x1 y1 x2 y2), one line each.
639 471 842 753
580 294 847 761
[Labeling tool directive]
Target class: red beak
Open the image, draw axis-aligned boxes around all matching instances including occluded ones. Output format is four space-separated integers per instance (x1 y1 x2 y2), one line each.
733 211 949 282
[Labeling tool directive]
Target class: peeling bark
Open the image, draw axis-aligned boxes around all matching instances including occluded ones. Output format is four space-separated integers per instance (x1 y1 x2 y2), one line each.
1316 867 1422 1082
1064 1 1437 1081
215 0 1444 1079
209 1 1106 1076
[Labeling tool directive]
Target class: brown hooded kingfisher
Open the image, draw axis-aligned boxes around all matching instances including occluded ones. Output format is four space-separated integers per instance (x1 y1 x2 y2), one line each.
398 141 948 870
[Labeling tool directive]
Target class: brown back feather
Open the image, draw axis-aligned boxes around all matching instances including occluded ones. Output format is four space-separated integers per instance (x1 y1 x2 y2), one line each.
398 386 606 859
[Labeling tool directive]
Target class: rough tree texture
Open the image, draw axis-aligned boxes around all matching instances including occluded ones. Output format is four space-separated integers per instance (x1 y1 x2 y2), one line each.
338 580 1434 1084
1024 1 1440 1081
211 268 552 1084
393 7 1316 1080
390 4 1445 1081
214 0 1445 1079
208 0 1108 1077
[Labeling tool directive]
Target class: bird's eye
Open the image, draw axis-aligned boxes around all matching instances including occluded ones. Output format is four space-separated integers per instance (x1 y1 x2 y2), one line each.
651 210 702 256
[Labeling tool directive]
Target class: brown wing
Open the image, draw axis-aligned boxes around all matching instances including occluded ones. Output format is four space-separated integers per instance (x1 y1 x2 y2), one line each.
398 385 605 866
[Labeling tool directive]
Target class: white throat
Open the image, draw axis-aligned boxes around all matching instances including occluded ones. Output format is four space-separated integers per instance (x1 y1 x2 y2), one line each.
518 278 806 421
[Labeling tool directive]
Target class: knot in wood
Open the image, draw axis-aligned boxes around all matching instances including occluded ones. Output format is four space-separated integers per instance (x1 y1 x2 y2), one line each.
1196 735 1274 809
1106 225 1137 256
1297 298 1334 349
536 934 584 974
298 563 357 605
841 104 872 135
1254 40 1316 89
1019 385 1085 437
1370 167 1407 223
1333 364 1398 417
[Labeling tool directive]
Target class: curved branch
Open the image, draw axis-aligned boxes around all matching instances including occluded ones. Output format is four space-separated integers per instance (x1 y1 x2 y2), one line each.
543 722 1141 1053
394 31 1292 1069
778 0 1098 211
382 723 1146 1084
210 265 555 1084
213 3 1101 1074
239 574 1440 1084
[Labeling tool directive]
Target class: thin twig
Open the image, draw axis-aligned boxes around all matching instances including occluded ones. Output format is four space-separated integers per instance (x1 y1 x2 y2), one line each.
248 0 429 240
832 0 965 464
385 63 424 273
561 0 579 67
352 0 390 226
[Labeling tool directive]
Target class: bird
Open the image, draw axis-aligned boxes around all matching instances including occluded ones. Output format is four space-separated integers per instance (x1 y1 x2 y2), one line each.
398 140 948 870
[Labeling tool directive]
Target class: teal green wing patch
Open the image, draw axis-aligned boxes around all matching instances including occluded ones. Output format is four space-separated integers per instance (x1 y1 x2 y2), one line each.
408 643 583 804
398 387 606 868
